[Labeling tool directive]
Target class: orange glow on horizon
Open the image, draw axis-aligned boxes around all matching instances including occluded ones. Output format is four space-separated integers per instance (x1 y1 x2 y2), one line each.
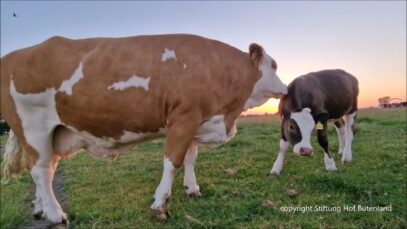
243 91 407 116
243 98 281 115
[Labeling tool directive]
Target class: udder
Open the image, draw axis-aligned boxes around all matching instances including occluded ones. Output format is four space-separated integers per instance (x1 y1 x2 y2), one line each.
193 115 236 149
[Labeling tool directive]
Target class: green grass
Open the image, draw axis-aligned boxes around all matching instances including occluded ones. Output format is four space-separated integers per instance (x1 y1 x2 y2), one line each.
1 108 406 228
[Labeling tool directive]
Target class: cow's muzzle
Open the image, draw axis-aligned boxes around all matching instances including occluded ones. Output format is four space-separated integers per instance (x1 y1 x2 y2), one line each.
300 147 313 156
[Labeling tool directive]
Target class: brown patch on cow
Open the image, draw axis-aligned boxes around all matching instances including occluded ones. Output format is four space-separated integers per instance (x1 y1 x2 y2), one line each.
224 168 238 176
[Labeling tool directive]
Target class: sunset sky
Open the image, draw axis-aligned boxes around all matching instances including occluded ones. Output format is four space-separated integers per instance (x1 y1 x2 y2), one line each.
1 1 405 115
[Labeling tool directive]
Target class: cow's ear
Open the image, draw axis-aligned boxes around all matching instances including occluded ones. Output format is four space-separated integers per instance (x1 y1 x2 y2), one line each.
249 43 264 66
279 107 290 121
314 113 329 124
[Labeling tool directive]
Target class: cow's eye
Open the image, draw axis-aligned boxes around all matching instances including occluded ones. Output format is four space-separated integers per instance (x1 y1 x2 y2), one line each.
289 124 295 131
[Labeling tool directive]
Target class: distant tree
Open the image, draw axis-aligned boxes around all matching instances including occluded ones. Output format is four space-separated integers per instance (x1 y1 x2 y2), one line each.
0 119 10 135
378 96 391 107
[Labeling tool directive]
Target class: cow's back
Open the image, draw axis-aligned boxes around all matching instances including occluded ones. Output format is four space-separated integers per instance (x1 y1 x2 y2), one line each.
1 34 258 139
282 69 358 118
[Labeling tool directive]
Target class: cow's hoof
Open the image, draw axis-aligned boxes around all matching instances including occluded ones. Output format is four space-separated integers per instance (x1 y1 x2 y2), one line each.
326 167 338 172
47 220 68 229
33 210 43 220
324 160 338 172
184 185 201 197
341 156 352 164
270 170 281 176
43 208 67 224
341 160 351 164
187 191 202 197
153 208 170 221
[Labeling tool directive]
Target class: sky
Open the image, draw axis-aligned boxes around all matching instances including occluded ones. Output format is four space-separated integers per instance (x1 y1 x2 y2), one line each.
1 1 406 114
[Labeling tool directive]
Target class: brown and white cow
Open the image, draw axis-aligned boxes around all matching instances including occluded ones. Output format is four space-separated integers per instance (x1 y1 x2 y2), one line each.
0 34 287 223
270 69 358 175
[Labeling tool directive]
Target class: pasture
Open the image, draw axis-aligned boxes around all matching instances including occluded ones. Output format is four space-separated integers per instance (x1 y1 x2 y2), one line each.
1 108 406 228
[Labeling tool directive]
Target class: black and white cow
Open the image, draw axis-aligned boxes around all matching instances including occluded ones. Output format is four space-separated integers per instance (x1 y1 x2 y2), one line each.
270 69 359 175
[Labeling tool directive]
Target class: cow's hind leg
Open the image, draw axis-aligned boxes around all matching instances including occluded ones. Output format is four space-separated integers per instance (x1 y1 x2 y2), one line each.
342 111 356 164
334 119 345 155
183 143 201 196
317 122 337 171
31 155 60 220
27 135 67 224
151 114 201 220
32 187 43 219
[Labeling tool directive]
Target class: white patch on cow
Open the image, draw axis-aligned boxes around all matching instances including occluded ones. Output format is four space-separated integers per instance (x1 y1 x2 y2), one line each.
10 77 67 223
59 62 84 95
108 75 150 91
161 48 177 62
119 128 167 144
183 63 187 70
324 153 338 171
342 112 356 163
151 157 178 210
291 108 314 155
270 139 289 175
244 51 287 109
193 115 228 149
10 79 60 155
183 144 200 195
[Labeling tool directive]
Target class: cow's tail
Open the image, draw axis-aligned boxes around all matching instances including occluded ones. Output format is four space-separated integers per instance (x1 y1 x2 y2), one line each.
1 130 30 183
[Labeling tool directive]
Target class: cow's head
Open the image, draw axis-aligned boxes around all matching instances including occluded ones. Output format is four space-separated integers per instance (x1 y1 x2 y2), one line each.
282 107 315 156
249 43 287 99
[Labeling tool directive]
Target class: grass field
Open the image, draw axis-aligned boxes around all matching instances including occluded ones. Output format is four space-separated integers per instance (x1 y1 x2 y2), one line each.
1 108 406 228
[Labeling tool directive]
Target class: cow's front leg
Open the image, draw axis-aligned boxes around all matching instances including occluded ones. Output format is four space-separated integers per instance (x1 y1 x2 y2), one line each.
270 139 289 175
30 151 67 223
183 143 201 196
151 157 178 220
151 114 201 220
317 122 337 171
342 112 356 164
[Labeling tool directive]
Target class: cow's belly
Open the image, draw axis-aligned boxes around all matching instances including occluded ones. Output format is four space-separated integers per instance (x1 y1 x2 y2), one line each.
53 125 167 160
192 115 237 149
53 115 236 159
